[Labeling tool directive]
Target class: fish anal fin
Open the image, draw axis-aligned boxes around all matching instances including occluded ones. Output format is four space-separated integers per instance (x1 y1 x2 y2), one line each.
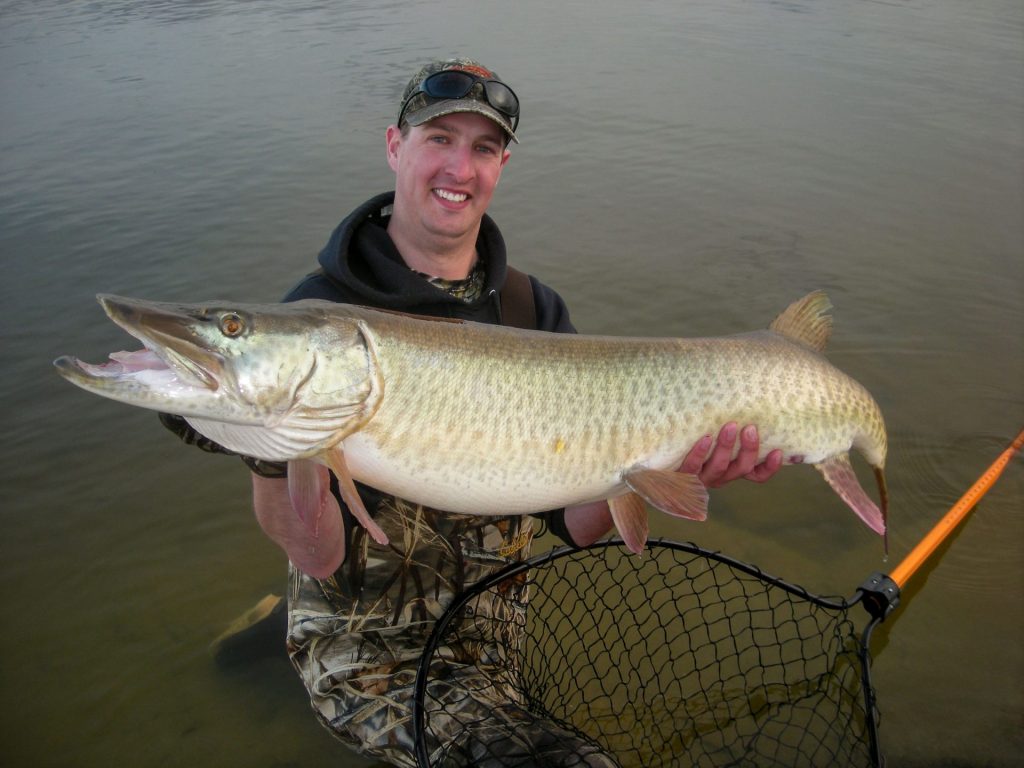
769 290 833 352
625 468 709 522
325 445 389 546
815 453 886 536
609 492 649 555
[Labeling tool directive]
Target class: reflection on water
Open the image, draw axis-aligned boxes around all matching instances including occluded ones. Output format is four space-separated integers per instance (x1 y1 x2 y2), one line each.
2 0 1021 766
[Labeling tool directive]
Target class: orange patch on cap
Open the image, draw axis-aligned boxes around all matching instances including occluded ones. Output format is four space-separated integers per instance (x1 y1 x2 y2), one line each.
451 63 494 79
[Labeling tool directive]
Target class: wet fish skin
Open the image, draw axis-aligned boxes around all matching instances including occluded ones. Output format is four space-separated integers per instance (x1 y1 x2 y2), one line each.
54 291 888 554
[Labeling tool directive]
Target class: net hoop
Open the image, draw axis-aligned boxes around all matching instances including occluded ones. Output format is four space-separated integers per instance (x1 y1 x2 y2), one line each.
412 538 882 768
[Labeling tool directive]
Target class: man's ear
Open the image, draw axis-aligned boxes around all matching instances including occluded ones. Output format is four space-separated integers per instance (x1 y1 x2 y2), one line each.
493 147 511 186
385 124 402 172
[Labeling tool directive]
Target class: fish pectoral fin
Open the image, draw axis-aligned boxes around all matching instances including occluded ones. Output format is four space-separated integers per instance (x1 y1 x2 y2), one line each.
287 459 330 533
815 453 886 535
324 445 389 546
624 468 709 521
252 460 342 578
609 492 649 555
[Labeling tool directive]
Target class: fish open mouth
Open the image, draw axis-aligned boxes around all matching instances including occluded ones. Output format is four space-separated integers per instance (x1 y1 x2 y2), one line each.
67 347 175 380
54 294 222 397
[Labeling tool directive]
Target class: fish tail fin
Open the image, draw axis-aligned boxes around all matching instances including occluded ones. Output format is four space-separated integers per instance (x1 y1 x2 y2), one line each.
874 464 889 555
815 453 886 537
609 492 649 555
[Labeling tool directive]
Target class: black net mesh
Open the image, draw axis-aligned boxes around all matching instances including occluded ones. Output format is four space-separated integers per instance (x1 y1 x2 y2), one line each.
413 540 882 768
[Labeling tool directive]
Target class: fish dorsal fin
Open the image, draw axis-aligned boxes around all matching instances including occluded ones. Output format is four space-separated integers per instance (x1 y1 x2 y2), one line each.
769 290 833 352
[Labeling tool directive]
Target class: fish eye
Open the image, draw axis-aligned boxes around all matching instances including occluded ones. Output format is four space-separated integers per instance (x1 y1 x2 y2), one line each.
219 312 245 337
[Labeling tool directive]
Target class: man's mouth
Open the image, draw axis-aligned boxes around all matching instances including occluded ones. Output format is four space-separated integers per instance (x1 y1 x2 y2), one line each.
433 188 468 203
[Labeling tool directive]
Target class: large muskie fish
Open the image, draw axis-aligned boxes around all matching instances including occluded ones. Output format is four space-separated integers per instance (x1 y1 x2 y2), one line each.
54 291 888 559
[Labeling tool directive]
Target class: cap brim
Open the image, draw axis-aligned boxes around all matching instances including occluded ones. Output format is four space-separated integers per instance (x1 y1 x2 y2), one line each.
405 98 519 144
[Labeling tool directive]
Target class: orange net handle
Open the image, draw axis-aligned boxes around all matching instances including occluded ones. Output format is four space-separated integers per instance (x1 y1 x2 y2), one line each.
889 427 1024 589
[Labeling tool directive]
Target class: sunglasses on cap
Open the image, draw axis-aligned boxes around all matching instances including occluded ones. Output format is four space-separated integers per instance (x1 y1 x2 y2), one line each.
397 69 520 132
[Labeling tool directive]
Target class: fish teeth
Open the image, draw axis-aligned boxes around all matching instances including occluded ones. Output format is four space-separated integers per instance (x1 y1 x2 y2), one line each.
434 188 467 202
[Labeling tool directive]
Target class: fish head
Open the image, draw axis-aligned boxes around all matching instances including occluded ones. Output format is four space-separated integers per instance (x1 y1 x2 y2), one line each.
54 295 382 458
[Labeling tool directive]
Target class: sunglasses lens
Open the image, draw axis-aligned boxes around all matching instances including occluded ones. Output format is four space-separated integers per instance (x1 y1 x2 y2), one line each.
423 70 476 99
424 71 518 118
483 82 519 117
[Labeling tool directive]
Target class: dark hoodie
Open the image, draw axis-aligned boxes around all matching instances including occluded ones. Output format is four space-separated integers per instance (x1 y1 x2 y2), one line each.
284 192 575 333
285 192 577 548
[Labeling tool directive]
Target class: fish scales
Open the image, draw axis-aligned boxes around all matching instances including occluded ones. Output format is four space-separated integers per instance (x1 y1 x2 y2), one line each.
340 306 882 516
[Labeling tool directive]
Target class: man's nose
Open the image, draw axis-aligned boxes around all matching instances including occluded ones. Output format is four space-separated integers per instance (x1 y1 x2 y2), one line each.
444 144 474 181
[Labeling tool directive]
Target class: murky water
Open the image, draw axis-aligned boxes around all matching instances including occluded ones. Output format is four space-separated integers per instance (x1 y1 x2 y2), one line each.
2 1 1021 766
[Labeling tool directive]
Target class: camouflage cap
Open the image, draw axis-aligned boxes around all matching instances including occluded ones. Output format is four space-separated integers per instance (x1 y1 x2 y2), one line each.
398 57 519 144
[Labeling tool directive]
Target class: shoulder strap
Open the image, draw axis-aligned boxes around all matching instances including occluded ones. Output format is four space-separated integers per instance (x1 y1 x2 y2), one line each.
500 267 538 330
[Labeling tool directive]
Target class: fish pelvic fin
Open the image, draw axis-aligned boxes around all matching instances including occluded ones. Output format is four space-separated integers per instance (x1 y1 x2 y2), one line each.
624 468 709 521
325 445 389 546
609 492 649 555
815 453 886 536
769 290 833 352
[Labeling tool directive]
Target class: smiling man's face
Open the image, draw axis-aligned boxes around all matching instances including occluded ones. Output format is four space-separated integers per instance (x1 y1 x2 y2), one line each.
386 111 510 259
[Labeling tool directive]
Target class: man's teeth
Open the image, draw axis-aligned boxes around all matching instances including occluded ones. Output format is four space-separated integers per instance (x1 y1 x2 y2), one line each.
434 189 468 202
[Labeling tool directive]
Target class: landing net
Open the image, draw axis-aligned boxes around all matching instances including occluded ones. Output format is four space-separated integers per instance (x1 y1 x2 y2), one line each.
413 539 884 767
410 430 1023 767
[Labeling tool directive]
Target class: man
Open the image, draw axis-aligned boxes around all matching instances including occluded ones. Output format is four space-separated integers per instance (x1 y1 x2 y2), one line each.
193 58 781 766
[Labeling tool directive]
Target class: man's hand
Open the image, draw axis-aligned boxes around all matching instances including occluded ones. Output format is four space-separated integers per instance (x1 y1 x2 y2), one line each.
679 422 783 488
566 422 783 547
159 412 287 477
159 412 236 454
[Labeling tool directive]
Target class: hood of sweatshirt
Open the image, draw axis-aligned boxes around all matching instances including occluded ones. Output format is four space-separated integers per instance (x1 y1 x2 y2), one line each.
316 192 510 312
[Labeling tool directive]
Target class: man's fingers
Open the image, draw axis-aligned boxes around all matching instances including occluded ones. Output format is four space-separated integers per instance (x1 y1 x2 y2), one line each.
679 433 714 474
681 424 783 488
745 448 784 483
706 423 762 487
698 422 739 487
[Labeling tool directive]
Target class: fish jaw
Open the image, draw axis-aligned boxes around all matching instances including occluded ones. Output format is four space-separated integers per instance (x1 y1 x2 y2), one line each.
54 295 384 460
54 294 228 416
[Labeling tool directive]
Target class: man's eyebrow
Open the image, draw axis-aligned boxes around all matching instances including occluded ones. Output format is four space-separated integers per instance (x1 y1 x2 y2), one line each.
429 120 504 145
472 129 505 147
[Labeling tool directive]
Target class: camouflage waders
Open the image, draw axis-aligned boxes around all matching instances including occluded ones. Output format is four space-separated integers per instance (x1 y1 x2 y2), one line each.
287 495 617 767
